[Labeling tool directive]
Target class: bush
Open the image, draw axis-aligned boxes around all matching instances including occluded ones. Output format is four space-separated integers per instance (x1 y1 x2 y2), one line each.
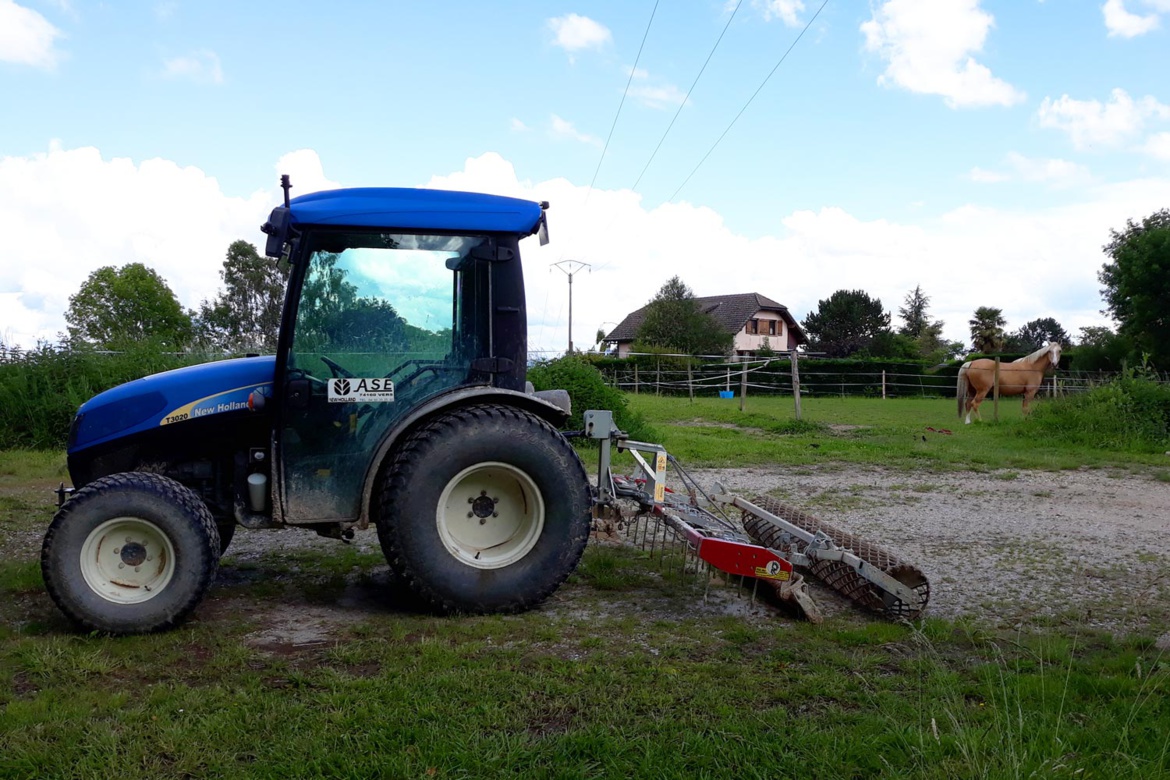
0 341 195 449
527 355 656 441
1027 373 1170 451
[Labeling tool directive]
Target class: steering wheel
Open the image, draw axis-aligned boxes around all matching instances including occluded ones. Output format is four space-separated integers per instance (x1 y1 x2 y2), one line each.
320 356 355 379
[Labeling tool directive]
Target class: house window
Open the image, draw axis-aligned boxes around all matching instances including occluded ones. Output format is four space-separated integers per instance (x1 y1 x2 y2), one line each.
768 320 777 336
749 319 759 335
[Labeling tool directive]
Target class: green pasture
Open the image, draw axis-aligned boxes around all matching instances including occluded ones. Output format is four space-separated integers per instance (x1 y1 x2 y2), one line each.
627 393 1170 474
2 392 1170 778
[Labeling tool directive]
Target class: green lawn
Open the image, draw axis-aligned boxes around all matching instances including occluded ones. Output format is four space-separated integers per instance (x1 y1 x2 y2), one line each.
3 395 1170 778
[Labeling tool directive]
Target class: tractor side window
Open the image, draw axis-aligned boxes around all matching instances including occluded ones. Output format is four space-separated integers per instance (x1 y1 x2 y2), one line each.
289 232 488 388
280 231 489 523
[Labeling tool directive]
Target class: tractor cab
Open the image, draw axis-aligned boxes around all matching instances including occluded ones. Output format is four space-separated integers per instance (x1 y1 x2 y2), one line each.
261 187 548 525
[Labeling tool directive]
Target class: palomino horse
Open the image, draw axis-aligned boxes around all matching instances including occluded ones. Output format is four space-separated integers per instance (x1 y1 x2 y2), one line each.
956 341 1062 424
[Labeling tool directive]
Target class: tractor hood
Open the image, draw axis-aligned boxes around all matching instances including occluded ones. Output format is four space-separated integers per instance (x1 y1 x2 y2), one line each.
69 356 276 454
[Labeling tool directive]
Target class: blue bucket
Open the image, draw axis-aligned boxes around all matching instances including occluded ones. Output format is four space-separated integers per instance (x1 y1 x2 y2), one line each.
718 390 734 399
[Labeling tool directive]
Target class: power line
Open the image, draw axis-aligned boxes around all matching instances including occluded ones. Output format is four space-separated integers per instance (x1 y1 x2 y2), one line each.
667 0 829 203
584 0 661 206
630 0 744 191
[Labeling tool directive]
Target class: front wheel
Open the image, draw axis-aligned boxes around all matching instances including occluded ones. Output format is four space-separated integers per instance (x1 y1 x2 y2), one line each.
374 404 590 613
41 472 220 634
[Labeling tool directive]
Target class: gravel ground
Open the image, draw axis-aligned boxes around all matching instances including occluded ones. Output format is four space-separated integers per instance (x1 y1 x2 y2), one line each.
14 464 1166 638
688 465 1170 636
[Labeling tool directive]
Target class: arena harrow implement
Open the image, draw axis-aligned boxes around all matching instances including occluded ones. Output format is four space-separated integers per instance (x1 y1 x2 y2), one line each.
581 411 931 623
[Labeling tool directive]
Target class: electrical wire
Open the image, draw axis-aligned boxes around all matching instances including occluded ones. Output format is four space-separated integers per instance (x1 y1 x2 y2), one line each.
630 0 744 191
584 0 661 206
667 0 829 202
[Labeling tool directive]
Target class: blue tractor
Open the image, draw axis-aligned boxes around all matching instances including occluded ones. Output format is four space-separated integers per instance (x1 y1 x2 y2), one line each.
42 180 591 634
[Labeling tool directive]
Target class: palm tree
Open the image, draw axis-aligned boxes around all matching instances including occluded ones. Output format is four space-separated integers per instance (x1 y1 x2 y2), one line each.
969 306 1006 353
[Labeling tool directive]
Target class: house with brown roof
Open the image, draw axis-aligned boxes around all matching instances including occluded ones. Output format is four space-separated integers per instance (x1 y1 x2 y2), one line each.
603 292 807 358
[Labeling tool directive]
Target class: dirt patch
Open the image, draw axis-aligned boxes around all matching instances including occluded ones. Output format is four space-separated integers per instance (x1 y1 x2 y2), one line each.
243 603 367 651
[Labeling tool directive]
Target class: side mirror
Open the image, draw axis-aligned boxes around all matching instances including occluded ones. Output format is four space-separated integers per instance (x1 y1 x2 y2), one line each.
261 207 292 259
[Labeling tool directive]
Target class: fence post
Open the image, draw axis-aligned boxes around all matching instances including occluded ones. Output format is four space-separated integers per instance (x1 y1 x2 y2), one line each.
726 366 730 393
993 357 1000 422
687 359 694 403
634 363 639 394
656 358 661 397
790 350 802 421
739 360 747 412
881 370 886 400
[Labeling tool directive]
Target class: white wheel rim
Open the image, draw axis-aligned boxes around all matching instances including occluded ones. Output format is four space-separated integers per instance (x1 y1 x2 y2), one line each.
436 461 545 570
79 517 176 604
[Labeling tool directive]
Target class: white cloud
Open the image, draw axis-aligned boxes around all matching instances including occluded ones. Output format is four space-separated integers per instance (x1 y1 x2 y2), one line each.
160 50 224 84
550 114 601 146
0 143 283 347
274 149 340 194
0 0 63 68
1102 0 1168 37
754 0 805 27
510 118 530 132
969 152 1091 186
861 0 1025 109
627 70 687 110
1037 88 1170 149
1143 131 1170 160
424 153 1169 355
547 13 611 57
4 146 1167 357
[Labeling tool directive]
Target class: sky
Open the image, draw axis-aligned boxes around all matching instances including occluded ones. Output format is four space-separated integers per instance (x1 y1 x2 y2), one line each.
1 0 1168 355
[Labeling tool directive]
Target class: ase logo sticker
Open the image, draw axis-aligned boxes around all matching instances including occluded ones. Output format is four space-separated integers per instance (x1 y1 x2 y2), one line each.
328 377 395 403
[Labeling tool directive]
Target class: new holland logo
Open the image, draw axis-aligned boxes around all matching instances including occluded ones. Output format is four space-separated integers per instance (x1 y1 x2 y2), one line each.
327 377 395 403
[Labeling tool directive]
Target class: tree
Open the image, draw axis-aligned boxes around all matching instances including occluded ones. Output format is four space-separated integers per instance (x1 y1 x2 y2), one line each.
65 263 193 349
1005 317 1071 352
1071 325 1133 371
801 289 891 358
1099 208 1170 367
198 240 290 351
634 276 733 356
968 306 1006 353
898 285 931 338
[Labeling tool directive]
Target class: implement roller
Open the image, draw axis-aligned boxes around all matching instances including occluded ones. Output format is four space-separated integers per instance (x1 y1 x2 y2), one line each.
583 410 931 622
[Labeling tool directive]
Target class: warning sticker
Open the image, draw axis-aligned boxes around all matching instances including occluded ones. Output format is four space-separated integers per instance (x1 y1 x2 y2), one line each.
327 377 395 403
754 561 791 581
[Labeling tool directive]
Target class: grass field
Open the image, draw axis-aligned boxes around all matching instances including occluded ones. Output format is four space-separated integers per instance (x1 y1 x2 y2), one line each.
627 393 1170 474
2 399 1170 779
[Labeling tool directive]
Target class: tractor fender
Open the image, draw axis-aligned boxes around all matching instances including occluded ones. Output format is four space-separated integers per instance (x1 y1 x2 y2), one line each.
358 387 571 529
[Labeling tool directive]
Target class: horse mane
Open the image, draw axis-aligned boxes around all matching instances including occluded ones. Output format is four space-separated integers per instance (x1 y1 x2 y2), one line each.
1015 342 1057 364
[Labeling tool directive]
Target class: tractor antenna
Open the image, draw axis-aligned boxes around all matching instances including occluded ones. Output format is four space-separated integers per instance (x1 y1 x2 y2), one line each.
280 175 292 208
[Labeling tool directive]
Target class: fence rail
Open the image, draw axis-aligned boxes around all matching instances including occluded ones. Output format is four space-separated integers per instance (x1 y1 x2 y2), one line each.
597 353 1170 400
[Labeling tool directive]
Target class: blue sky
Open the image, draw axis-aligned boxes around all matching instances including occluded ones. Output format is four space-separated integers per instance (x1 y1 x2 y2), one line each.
2 0 1169 354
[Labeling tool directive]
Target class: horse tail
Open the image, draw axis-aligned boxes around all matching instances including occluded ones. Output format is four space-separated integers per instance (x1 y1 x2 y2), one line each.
956 363 970 420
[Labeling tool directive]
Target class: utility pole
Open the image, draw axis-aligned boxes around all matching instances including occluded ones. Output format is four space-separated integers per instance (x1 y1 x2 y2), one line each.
550 260 590 353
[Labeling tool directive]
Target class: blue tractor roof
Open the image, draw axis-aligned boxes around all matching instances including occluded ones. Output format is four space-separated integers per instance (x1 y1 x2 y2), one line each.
288 188 545 234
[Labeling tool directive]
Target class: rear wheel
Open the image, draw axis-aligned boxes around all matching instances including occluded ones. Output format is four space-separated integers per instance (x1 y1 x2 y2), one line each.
41 472 220 634
374 404 590 613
